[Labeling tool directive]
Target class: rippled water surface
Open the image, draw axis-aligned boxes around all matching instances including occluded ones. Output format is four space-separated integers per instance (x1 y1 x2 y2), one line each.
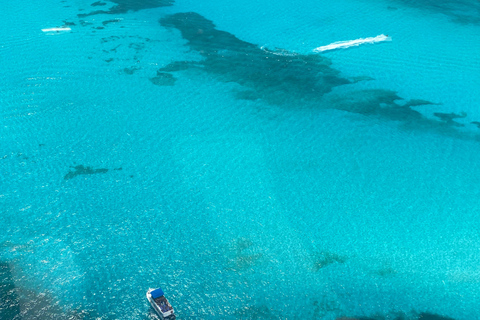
1 0 480 319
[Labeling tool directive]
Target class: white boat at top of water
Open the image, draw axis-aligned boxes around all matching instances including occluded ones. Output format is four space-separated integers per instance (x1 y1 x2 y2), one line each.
41 27 71 33
146 288 176 319
313 34 391 52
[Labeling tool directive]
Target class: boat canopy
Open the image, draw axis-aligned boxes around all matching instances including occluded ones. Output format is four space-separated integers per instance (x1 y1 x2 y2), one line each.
151 288 165 299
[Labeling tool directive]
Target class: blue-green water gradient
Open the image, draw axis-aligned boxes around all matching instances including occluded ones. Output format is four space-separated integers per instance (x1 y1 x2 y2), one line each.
1 0 480 319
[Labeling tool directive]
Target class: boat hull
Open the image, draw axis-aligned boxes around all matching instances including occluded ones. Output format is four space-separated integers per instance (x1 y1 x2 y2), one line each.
146 289 175 319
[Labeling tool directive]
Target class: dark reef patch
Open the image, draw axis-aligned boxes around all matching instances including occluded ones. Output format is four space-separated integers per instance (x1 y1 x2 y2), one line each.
471 121 480 128
0 260 86 319
129 42 146 51
336 311 457 320
226 238 263 271
102 18 122 26
313 251 347 271
91 1 107 6
373 266 397 277
160 12 350 105
324 89 478 138
326 89 439 123
96 35 152 67
324 89 436 124
78 0 174 17
101 35 121 43
433 112 466 127
150 72 176 86
79 20 93 26
327 89 404 115
157 14 417 112
419 313 455 320
110 44 121 52
158 12 479 141
158 61 197 72
402 99 439 108
392 0 480 24
350 75 375 83
64 165 108 180
123 66 140 74
0 262 20 319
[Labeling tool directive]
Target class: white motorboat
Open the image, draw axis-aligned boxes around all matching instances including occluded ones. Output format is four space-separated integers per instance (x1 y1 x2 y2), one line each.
313 34 391 52
41 27 71 32
146 288 176 319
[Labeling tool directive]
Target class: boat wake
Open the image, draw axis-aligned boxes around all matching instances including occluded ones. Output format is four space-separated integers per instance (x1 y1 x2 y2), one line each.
313 34 391 52
260 46 298 57
41 27 71 33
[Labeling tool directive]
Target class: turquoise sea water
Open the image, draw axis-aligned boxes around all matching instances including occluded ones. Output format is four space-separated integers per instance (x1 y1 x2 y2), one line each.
1 0 480 319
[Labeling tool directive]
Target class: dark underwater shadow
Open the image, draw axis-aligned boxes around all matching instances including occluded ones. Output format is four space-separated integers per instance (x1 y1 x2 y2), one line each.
335 311 457 320
78 0 174 18
0 262 20 320
324 89 480 141
390 0 480 25
159 12 480 143
160 12 350 106
0 260 87 319
64 165 109 180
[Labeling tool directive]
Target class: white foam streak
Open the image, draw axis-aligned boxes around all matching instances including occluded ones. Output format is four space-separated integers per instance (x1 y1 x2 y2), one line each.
41 27 71 33
313 34 391 52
